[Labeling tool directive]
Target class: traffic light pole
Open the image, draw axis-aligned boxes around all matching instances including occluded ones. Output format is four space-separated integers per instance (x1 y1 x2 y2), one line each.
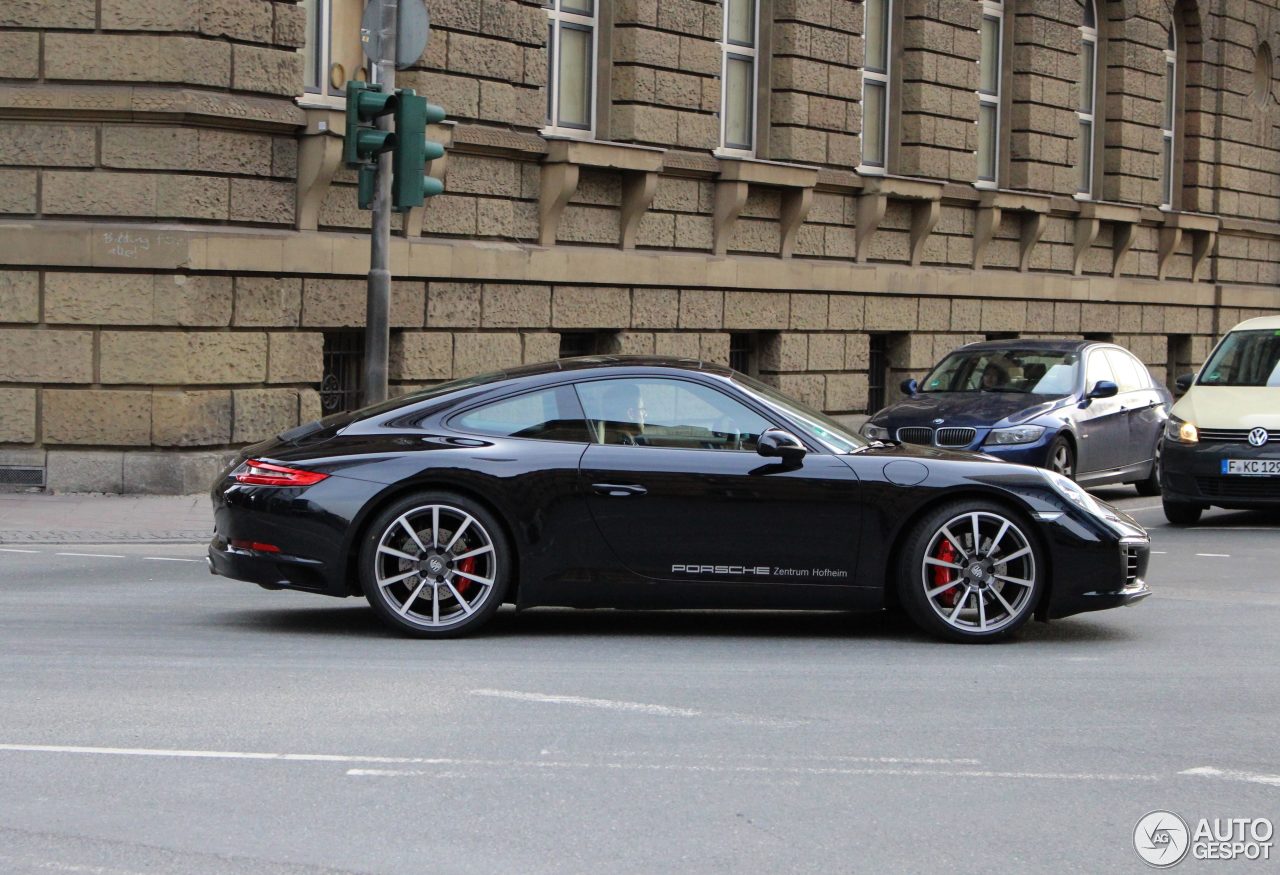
364 0 398 407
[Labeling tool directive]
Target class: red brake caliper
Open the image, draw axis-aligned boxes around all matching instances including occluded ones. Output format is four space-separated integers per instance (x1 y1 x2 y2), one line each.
933 539 959 607
454 556 476 596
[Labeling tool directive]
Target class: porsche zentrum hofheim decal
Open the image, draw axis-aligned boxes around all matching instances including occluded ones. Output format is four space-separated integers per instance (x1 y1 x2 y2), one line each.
672 564 849 578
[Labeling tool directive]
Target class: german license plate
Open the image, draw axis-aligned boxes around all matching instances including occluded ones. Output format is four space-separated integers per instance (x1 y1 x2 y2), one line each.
1221 459 1280 476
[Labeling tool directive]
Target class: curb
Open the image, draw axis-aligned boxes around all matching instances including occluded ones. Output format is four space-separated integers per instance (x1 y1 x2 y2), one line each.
0 530 210 545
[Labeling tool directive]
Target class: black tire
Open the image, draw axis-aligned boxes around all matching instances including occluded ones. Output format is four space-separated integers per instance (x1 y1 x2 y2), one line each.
1134 442 1162 497
1162 498 1203 526
896 500 1043 643
1045 435 1076 480
358 491 511 638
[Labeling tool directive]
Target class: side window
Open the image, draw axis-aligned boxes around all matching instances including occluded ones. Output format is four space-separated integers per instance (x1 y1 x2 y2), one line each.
1085 350 1115 391
1103 350 1144 393
575 378 772 451
450 386 591 442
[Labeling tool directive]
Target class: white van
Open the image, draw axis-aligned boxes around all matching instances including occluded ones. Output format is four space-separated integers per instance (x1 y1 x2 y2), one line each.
1160 315 1280 524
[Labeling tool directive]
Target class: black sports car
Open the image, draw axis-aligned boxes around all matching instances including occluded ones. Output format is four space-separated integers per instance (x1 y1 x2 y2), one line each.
208 357 1151 643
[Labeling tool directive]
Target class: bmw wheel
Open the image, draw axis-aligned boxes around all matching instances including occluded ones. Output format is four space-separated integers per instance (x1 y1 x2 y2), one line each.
1134 441 1162 497
1046 435 1075 480
358 492 510 638
898 501 1042 643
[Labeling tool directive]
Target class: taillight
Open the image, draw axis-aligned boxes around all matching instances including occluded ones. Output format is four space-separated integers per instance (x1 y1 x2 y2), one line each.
232 459 329 487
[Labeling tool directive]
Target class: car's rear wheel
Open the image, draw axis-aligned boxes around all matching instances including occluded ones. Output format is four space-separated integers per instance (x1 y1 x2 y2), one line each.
897 501 1042 643
358 492 510 638
1134 441 1162 497
1046 435 1075 480
1162 498 1203 526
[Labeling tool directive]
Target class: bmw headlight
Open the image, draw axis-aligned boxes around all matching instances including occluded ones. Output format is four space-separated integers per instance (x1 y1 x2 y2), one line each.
1165 415 1198 444
862 423 891 441
1039 469 1119 522
985 424 1046 446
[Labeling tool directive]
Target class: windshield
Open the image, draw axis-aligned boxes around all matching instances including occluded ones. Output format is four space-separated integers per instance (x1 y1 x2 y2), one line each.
1198 329 1280 387
920 349 1080 396
733 374 868 453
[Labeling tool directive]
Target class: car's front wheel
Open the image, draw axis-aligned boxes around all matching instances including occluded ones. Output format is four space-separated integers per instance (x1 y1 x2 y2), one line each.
1134 441 1162 497
358 492 510 638
1162 498 1203 526
897 501 1042 643
1045 435 1075 480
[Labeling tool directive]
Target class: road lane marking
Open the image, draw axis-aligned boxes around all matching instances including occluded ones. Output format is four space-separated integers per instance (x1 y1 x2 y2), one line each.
1195 553 1231 558
469 688 704 718
54 552 125 559
1180 766 1280 788
0 548 41 554
1150 551 1167 555
143 557 202 563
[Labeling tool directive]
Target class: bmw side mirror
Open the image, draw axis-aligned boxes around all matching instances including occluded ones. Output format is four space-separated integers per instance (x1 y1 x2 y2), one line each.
900 378 919 397
757 428 806 462
1174 373 1194 395
1087 380 1118 400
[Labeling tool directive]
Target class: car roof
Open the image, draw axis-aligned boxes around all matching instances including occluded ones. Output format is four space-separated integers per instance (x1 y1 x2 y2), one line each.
495 355 734 381
1227 315 1280 332
955 338 1093 353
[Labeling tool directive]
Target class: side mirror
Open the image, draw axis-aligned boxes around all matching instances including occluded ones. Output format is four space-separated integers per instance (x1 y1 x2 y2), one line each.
1087 380 1119 400
1174 373 1194 395
900 378 919 397
757 428 806 462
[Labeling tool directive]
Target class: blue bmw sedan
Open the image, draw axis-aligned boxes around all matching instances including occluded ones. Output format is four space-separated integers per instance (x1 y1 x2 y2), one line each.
861 339 1171 494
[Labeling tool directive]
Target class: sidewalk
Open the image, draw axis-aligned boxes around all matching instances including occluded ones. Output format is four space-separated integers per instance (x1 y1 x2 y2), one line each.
0 493 213 544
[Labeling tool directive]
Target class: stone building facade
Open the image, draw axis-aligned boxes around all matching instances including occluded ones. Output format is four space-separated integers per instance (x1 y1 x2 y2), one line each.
0 0 1278 492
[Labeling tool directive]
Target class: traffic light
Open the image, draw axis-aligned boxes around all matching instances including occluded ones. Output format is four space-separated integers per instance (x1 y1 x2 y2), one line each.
391 89 446 209
343 81 397 168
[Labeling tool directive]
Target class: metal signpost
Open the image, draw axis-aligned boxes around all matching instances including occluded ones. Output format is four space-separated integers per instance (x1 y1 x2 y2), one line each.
363 0 398 407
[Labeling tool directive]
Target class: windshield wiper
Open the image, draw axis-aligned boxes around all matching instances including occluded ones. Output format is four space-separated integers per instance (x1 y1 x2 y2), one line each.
980 386 1030 393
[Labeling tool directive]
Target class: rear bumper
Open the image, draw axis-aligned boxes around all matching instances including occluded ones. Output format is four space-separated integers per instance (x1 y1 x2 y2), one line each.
1161 438 1280 509
207 537 341 595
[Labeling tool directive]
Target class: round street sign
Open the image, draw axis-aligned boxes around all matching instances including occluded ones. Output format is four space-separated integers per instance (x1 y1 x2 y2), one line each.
361 0 431 70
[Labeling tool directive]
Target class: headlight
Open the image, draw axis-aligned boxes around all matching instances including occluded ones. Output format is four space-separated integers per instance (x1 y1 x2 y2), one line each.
1039 469 1117 521
862 423 891 441
1165 415 1198 444
985 424 1046 446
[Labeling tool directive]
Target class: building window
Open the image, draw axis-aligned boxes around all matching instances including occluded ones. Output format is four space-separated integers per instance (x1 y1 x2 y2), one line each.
1078 1 1099 198
559 331 602 358
300 0 364 103
984 332 1019 341
1162 23 1178 210
867 334 890 413
545 1 597 136
729 332 757 376
302 0 327 93
320 330 365 413
976 1 1004 188
719 0 759 155
860 0 892 171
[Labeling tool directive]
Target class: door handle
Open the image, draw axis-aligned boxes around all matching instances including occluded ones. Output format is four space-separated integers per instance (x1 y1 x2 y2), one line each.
592 483 647 497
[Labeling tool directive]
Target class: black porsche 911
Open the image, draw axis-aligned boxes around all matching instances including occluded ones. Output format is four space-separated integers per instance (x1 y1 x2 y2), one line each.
208 357 1151 643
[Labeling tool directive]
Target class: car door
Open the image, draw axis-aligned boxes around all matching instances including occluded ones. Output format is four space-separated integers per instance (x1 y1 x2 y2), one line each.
1104 348 1163 469
574 376 862 585
1075 349 1126 473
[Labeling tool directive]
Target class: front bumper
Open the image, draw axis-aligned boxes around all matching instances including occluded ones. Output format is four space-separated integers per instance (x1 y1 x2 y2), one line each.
1035 503 1152 620
877 422 1054 466
1161 437 1280 509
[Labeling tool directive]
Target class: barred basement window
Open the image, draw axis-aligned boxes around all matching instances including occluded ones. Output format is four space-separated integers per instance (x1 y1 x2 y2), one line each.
559 331 601 358
1077 0 1099 198
867 334 890 414
729 332 757 376
860 0 892 172
320 330 365 413
985 332 1019 341
976 1 1004 188
718 0 759 156
545 1 597 137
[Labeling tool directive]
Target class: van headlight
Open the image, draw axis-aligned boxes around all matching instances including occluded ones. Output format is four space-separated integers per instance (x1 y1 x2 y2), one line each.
1039 469 1118 522
986 425 1045 446
862 423 891 441
1165 415 1198 444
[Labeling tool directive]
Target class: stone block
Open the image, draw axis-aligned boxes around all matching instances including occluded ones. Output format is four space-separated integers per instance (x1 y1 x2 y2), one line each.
604 332 656 355
232 45 303 96
44 390 152 445
0 272 38 322
980 299 1027 333
1080 303 1119 333
864 296 917 331
190 333 265 383
2 0 95 28
298 389 322 424
202 0 274 41
1053 302 1081 333
0 170 36 213
232 389 298 444
230 179 295 224
453 333 522 377
522 332 561 364
152 275 233 326
268 332 324 383
0 329 93 383
156 174 229 220
0 124 95 167
44 273 139 325
391 333 453 381
99 331 266 384
42 172 157 217
152 390 232 446
651 332 699 359
679 290 723 328
807 334 845 371
778 374 825 410
828 295 864 330
724 292 789 330
482 284 551 327
46 451 124 494
235 277 302 326
790 294 829 330
0 389 36 442
845 333 870 370
448 32 522 79
699 333 730 365
101 125 196 170
45 34 231 87
760 333 808 372
826 373 869 412
632 289 679 329
101 0 198 31
302 279 363 327
552 287 631 328
428 282 482 327
120 451 183 495
918 299 951 331
393 281 426 328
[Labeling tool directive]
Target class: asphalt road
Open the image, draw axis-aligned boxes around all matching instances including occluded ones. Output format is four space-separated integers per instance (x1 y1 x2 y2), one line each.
1 492 1277 874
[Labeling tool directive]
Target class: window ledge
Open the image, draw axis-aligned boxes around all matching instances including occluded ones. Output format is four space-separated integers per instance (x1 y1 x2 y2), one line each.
544 138 665 173
864 174 945 201
538 140 666 249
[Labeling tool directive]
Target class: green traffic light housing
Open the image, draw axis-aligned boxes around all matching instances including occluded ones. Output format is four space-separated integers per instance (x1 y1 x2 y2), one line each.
392 89 447 209
344 81 398 167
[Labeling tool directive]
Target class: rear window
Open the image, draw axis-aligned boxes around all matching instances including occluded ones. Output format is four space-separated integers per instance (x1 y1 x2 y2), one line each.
450 386 592 443
1199 329 1280 387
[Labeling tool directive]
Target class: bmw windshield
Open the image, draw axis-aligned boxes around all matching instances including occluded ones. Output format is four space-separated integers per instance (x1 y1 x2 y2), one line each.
921 349 1080 397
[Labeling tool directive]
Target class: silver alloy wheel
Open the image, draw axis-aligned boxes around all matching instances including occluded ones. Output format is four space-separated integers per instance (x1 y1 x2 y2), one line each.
371 503 498 629
919 510 1037 634
1050 442 1074 478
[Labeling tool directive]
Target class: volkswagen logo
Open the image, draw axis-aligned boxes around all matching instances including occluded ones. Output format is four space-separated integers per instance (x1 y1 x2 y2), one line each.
1249 427 1269 447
